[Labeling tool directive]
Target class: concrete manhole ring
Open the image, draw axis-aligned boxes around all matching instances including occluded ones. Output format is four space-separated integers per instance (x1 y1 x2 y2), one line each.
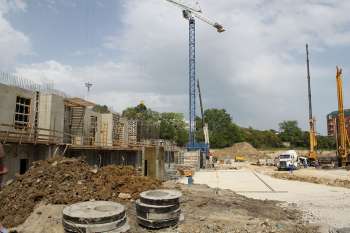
63 201 126 225
140 189 182 200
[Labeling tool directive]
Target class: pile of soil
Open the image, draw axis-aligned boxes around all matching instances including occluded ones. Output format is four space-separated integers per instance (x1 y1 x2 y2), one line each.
13 183 320 233
212 142 263 161
271 172 350 189
0 157 161 228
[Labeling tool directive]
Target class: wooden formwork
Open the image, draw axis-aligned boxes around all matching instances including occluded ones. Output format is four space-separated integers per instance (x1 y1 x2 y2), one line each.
128 120 137 144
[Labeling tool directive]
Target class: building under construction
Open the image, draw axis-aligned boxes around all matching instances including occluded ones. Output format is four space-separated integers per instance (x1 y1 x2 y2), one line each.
327 109 350 137
0 73 180 185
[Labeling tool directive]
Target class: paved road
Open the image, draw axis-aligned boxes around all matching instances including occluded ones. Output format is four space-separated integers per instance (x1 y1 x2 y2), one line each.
181 169 350 232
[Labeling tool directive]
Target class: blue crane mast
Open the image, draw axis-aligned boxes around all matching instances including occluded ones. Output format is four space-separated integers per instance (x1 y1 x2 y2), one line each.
165 0 225 151
188 16 196 148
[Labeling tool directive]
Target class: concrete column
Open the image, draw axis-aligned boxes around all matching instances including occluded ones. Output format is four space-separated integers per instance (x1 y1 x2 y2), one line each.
155 146 159 179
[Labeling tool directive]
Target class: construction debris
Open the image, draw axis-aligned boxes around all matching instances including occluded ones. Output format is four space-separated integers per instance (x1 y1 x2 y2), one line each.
0 157 161 228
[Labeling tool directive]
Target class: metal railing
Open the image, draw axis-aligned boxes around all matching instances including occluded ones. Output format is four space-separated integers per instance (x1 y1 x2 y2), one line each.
0 123 180 151
0 71 68 97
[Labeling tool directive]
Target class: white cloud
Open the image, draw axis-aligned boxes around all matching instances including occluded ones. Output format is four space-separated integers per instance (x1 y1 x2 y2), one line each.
15 60 186 113
0 0 30 68
15 0 350 134
0 0 27 13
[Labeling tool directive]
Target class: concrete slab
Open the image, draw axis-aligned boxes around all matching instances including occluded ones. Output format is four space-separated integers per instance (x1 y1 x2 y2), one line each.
183 168 350 231
181 169 271 192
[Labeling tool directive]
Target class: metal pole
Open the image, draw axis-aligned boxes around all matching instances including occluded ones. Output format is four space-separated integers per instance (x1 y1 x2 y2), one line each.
188 17 196 148
306 44 312 120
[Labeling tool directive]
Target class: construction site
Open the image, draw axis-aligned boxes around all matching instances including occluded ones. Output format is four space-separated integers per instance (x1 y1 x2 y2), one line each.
0 1 350 233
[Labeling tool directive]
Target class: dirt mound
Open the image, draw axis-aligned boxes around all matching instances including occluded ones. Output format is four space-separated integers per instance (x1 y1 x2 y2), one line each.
212 142 262 160
0 157 161 228
271 172 350 189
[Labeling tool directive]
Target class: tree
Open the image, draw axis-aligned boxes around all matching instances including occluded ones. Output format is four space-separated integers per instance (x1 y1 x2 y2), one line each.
241 128 283 148
278 121 304 147
92 104 110 113
317 135 336 149
122 103 159 122
204 109 243 148
122 104 188 146
159 112 188 146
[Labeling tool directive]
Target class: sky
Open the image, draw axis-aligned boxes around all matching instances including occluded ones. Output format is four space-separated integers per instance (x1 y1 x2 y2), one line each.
1 0 350 135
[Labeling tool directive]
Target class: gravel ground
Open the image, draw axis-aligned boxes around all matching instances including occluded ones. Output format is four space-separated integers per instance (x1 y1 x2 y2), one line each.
184 169 350 232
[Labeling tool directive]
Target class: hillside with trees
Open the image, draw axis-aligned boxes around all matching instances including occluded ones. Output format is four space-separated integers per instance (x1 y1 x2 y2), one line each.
122 103 335 150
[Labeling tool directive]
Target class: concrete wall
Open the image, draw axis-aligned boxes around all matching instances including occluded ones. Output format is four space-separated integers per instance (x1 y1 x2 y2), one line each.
83 107 101 145
101 113 113 146
38 93 65 142
0 83 36 131
144 146 165 180
67 149 141 168
1 143 54 185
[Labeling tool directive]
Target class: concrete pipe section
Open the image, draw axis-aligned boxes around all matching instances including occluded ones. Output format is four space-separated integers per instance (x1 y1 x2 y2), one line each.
136 189 182 229
62 201 130 233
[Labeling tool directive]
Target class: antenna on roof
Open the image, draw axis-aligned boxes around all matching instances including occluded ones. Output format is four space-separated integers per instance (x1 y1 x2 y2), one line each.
85 82 93 100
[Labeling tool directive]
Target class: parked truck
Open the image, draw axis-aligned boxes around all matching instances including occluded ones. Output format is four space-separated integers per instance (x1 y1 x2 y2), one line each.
277 150 299 171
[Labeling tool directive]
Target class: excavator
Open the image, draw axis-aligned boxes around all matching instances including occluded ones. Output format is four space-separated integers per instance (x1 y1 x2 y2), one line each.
305 44 318 163
334 66 350 167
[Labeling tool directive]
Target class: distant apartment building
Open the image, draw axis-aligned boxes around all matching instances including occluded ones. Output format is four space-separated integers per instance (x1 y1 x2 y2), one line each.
327 109 350 136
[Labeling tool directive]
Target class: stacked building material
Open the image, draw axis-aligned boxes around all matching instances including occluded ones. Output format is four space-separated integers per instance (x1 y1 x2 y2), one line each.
136 189 182 229
62 201 129 233
183 151 200 171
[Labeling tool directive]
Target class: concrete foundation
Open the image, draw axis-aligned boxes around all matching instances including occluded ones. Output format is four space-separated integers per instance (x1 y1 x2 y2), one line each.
1 143 57 185
67 149 142 169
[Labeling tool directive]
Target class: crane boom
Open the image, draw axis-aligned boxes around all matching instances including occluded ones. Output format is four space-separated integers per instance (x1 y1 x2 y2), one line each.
165 0 225 32
306 44 313 120
166 0 201 13
197 79 209 144
305 44 317 161
197 79 204 127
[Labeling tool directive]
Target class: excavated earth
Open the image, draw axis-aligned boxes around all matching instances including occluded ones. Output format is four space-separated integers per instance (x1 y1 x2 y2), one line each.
271 172 350 189
10 182 320 233
0 157 161 228
0 157 320 232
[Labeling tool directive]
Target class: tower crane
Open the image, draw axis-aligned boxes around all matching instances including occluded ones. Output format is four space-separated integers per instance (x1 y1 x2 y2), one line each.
335 66 350 166
165 0 224 150
305 44 317 162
